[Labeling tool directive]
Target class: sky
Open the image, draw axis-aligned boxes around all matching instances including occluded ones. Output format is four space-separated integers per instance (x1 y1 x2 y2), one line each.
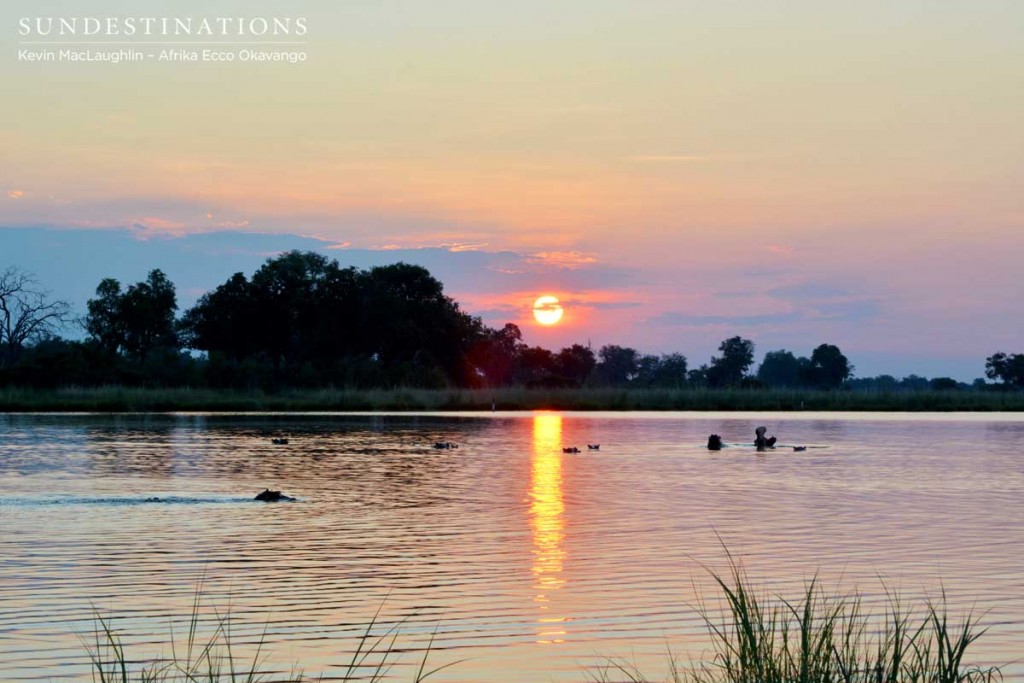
2 1 1022 380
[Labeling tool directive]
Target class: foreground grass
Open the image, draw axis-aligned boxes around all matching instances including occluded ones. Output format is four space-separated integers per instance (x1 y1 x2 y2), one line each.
4 386 1024 412
594 554 1003 683
84 562 1003 683
86 590 458 683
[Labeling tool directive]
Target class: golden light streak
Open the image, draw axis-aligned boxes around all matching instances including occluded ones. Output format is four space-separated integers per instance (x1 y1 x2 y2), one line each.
530 413 567 643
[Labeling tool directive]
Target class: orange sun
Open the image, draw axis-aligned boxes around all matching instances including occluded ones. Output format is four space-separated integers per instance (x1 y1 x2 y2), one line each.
533 296 564 326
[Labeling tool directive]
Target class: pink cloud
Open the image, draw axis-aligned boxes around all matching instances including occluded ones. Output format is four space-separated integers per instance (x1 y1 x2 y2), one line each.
527 251 598 269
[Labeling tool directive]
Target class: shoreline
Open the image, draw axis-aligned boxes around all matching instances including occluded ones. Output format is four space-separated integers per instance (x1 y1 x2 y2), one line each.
2 386 1023 413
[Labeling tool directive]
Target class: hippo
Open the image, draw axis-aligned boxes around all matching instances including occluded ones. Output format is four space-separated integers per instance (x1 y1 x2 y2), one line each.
255 488 295 502
707 434 723 451
754 426 777 452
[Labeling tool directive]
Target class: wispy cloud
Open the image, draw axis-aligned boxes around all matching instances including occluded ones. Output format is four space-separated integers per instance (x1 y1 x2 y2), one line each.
445 243 488 252
130 216 188 237
527 251 598 269
7 189 24 199
628 155 722 163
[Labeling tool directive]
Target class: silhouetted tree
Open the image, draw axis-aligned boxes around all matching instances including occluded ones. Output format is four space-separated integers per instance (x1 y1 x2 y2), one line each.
120 270 178 363
900 375 930 391
555 344 596 386
86 278 125 354
635 353 688 388
515 346 558 386
687 364 710 387
360 262 483 385
596 345 640 385
985 352 1024 388
249 251 334 377
469 323 524 386
179 272 259 361
183 253 484 387
86 270 178 363
654 353 689 388
757 349 806 388
807 343 852 389
0 267 69 368
929 377 960 391
707 336 755 387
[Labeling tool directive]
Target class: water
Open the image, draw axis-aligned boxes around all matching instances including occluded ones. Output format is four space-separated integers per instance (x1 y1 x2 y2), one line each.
1 412 1022 682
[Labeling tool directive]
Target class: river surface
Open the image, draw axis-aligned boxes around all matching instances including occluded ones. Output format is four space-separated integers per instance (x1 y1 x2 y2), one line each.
1 412 1022 682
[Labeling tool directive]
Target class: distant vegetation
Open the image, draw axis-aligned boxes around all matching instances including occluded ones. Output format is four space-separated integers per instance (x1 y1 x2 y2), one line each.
1 256 1022 401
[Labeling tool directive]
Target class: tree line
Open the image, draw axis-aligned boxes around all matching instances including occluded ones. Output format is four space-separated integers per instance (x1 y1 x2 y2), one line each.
1 255 1022 391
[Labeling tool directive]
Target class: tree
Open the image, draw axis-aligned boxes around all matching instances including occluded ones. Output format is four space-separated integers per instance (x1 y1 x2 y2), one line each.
86 278 125 354
757 349 805 388
687 364 709 387
555 344 596 386
900 375 929 391
654 353 689 388
707 336 755 387
985 352 1024 388
929 377 960 391
250 251 335 376
179 272 259 360
807 343 852 389
469 323 524 386
360 262 483 384
120 270 178 363
636 353 688 388
596 345 640 385
87 270 178 363
0 267 70 367
515 345 557 386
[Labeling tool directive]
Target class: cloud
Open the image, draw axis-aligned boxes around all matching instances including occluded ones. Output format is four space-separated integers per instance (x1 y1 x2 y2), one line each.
7 190 24 199
527 251 598 269
647 297 880 328
648 311 803 327
130 216 189 238
445 243 488 252
584 300 644 310
628 155 720 163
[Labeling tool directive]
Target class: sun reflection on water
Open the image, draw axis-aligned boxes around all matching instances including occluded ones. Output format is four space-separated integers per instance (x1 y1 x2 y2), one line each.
530 413 567 643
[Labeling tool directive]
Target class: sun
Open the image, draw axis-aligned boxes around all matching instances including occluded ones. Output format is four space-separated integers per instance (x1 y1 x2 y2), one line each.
533 295 564 326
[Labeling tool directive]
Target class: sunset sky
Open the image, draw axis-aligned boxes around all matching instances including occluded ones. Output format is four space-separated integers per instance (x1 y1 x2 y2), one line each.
2 1 1022 379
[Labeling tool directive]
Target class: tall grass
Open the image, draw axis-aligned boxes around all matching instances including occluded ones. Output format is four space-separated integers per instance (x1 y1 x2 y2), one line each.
83 562 1003 683
592 553 1003 683
3 385 1023 412
83 588 460 683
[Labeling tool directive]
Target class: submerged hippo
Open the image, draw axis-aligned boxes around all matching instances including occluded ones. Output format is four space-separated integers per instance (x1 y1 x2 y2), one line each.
707 434 723 451
255 488 296 502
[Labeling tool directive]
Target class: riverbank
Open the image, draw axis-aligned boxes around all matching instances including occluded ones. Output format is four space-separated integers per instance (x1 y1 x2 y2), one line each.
2 385 1023 412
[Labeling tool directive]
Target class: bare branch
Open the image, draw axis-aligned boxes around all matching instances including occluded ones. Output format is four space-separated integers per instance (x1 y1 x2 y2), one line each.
0 267 71 365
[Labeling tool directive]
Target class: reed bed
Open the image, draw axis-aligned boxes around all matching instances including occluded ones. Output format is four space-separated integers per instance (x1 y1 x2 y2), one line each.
3 385 1023 412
